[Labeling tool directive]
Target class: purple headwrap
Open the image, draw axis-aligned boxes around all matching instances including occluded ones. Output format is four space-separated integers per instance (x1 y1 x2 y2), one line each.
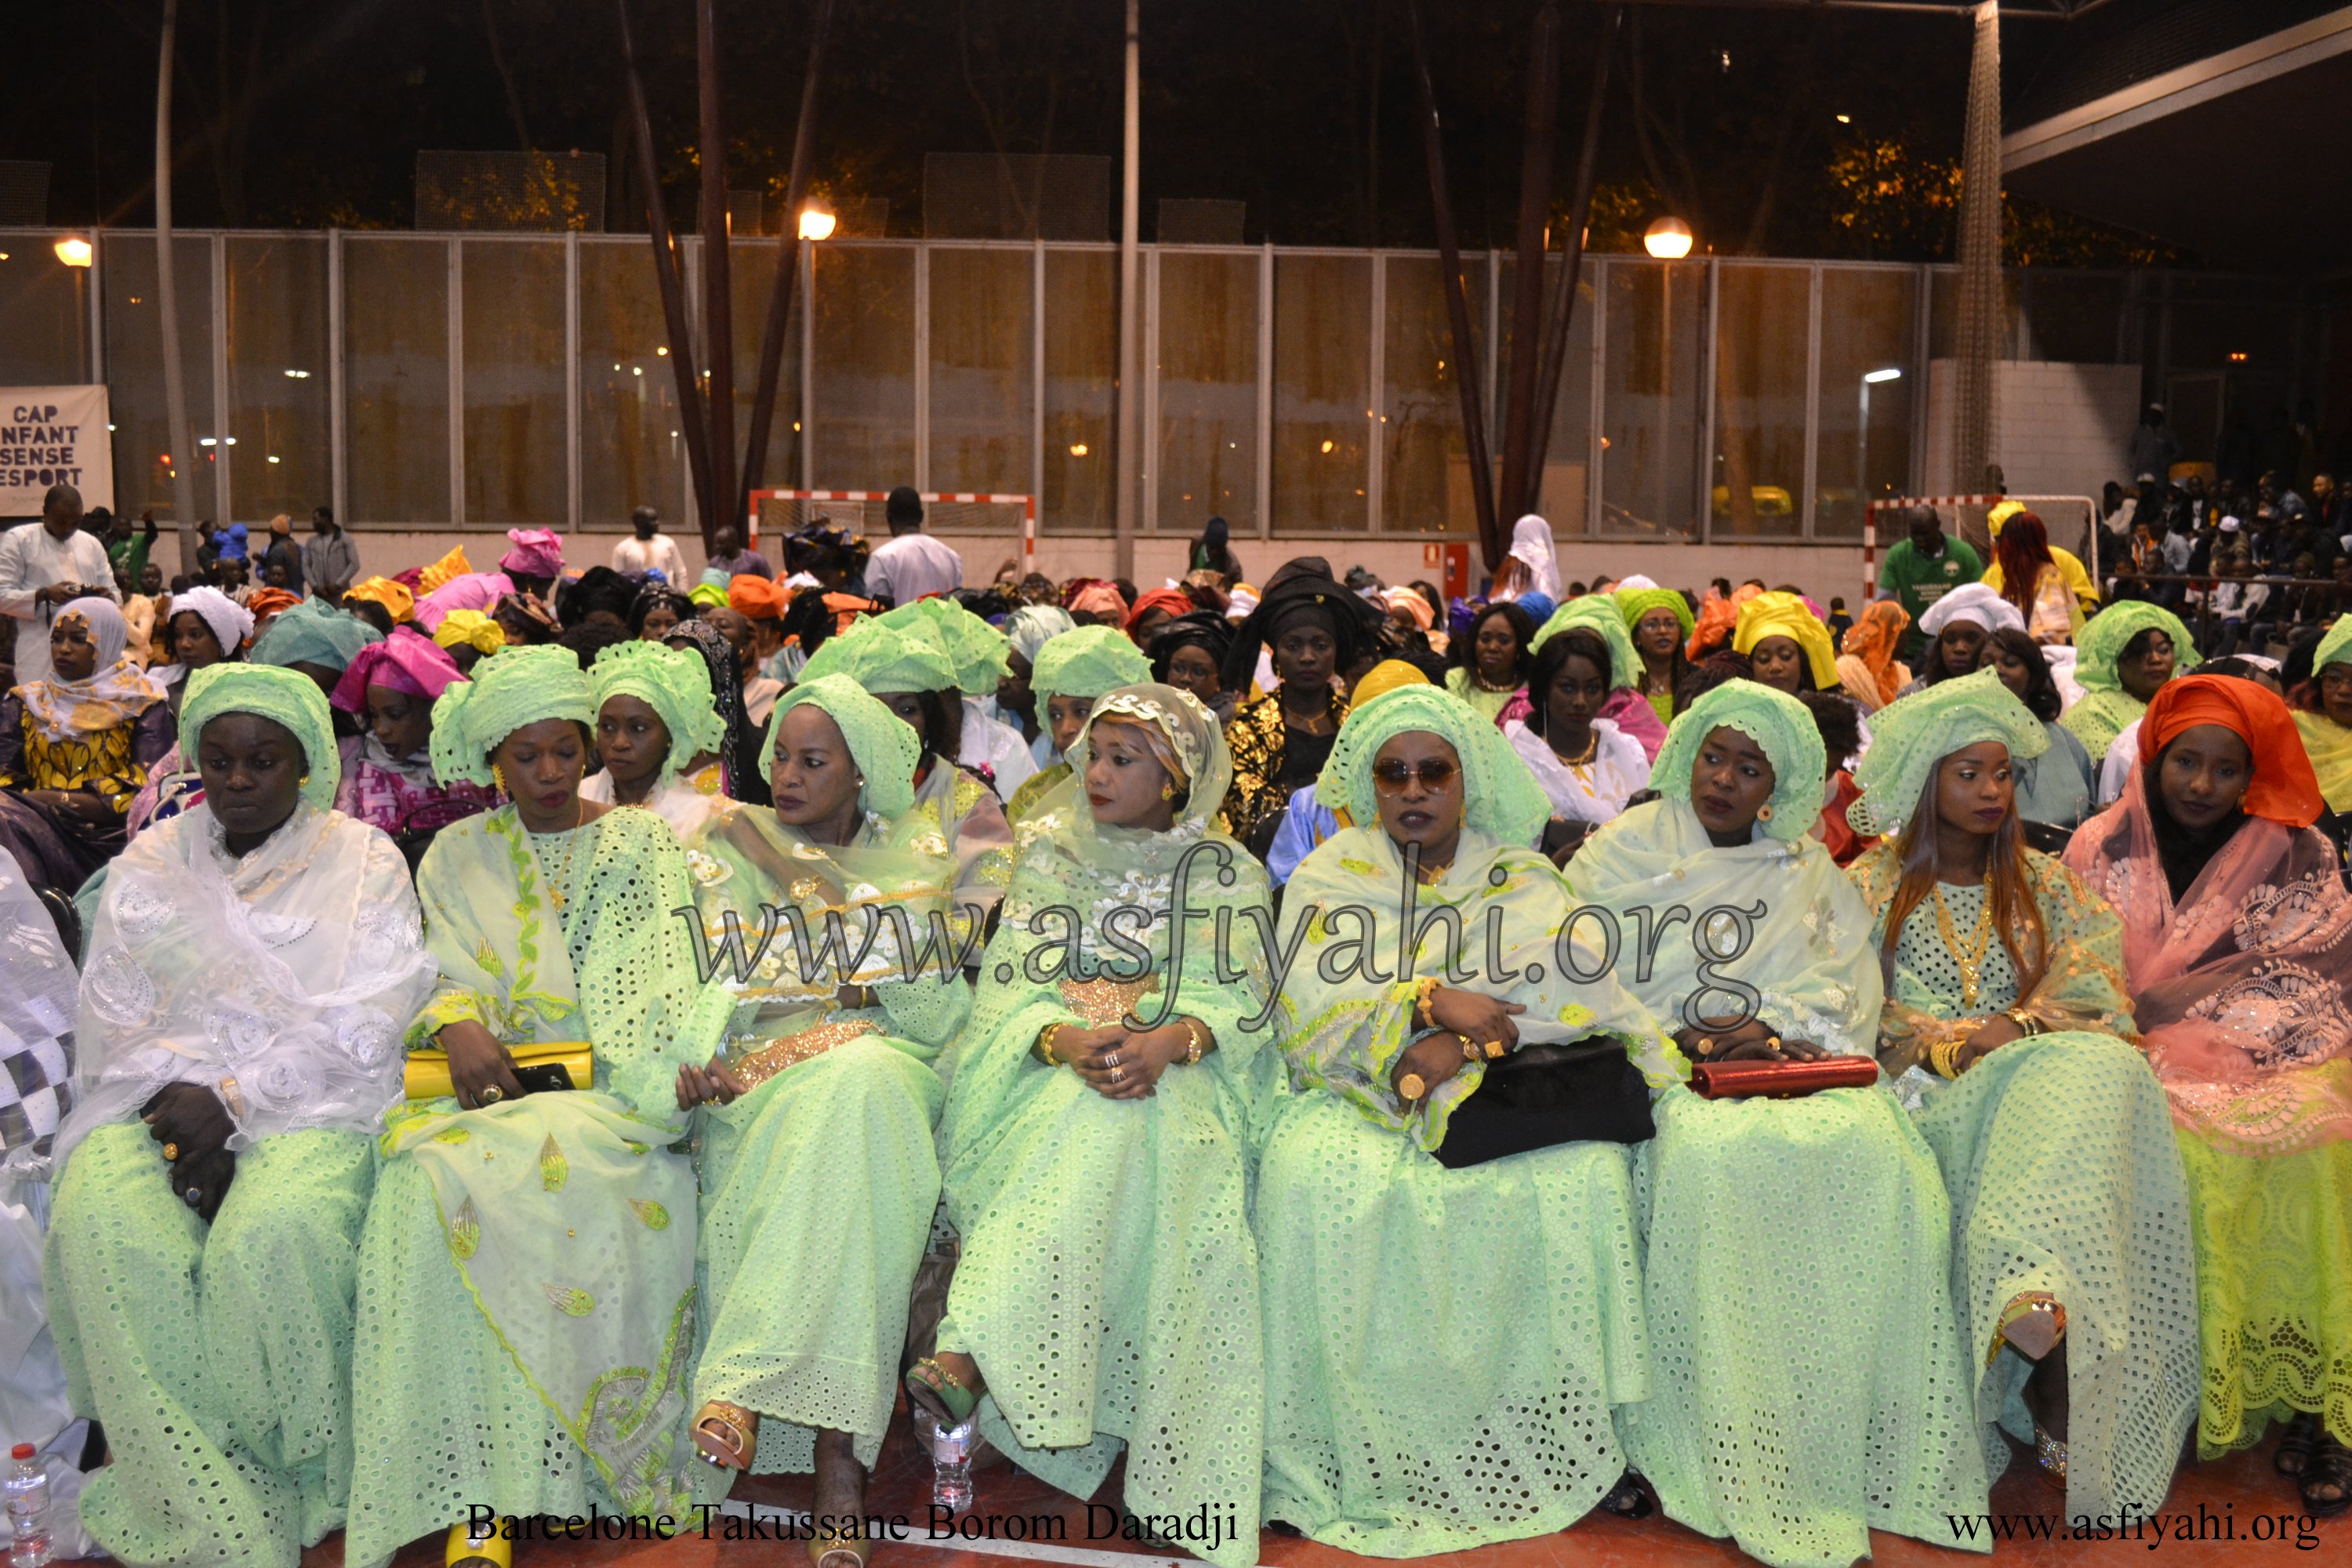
412 571 515 633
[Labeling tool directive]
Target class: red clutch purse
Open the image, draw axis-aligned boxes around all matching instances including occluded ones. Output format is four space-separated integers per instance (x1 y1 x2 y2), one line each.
1688 1056 1881 1100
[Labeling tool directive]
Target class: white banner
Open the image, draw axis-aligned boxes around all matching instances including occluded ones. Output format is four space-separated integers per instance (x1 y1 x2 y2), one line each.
0 387 114 515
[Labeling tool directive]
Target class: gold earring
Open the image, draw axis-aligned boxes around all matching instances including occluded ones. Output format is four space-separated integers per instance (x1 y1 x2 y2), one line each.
298 771 311 786
492 764 507 794
1756 802 1774 822
1160 783 1176 801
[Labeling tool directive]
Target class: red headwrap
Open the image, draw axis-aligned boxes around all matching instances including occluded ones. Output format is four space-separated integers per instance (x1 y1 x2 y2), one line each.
1122 587 1194 634
2140 673 2324 827
728 573 790 621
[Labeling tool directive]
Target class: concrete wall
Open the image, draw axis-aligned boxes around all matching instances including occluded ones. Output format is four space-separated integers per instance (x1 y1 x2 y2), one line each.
1925 358 2141 499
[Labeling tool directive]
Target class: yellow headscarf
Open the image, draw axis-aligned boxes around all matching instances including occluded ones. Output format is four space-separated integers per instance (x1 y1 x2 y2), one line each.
416 545 472 594
1732 590 1838 689
430 608 506 655
345 576 416 623
1348 658 1432 709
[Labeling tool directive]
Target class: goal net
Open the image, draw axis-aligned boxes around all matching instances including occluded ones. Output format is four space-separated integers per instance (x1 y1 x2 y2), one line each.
748 490 1036 578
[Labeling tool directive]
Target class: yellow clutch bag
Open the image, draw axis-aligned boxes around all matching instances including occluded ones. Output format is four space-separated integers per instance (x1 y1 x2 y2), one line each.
403 1043 593 1101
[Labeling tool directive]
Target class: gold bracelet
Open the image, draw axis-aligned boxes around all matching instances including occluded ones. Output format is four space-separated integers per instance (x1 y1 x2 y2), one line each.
1928 1036 1965 1080
1412 975 1441 1029
1181 1018 1208 1066
1036 1024 1067 1067
2002 1008 2041 1039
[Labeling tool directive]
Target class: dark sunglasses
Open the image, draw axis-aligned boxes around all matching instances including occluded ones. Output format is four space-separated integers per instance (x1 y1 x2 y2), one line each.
1371 757 1460 794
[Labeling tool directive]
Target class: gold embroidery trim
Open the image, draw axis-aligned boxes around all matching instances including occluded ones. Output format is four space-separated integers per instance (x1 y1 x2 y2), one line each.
726 1018 881 1089
1059 974 1163 1026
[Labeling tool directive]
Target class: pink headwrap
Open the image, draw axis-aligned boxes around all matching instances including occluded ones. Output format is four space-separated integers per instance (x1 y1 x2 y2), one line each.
499 528 566 578
329 626 469 713
412 571 515 633
1069 580 1129 621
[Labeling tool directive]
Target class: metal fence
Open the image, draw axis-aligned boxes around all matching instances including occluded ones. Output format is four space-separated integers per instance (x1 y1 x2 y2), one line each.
0 227 2322 540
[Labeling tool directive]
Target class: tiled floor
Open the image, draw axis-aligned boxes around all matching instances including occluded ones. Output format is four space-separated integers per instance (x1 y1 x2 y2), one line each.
312 1410 2341 1568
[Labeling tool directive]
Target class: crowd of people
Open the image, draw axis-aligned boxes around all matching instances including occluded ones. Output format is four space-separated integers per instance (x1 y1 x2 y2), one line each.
0 477 2348 1568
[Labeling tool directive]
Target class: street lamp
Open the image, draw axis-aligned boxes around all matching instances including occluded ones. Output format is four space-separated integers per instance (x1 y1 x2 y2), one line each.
55 236 93 382
797 205 836 242
1857 368 1903 528
1642 216 1693 260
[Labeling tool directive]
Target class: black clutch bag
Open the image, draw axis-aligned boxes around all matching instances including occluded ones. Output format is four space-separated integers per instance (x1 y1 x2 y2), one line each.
1431 1036 1655 1170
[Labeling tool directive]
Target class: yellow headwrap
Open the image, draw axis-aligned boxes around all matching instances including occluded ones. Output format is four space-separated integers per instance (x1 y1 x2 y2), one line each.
1349 658 1433 709
1732 590 1838 689
416 545 472 594
431 608 506 655
345 576 416 623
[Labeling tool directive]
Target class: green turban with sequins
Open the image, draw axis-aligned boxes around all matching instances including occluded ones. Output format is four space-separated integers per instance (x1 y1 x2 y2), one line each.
1530 595 1639 690
2074 601 2200 692
1650 679 1826 844
763 673 922 818
1847 666 2048 838
797 615 958 695
2316 615 2352 676
588 639 724 784
1616 586 1695 640
883 597 1011 693
1314 684 1550 846
248 599 383 673
178 662 342 811
1032 624 1152 704
428 644 595 789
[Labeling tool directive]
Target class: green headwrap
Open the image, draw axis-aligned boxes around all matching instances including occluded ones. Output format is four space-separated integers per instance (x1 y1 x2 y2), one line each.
587 640 724 784
1650 679 1826 844
2312 615 2352 675
427 644 595 789
1530 595 1639 689
797 615 958 695
248 599 383 673
1031 624 1152 703
1314 684 1549 845
688 583 728 609
177 663 341 811
884 597 1010 693
1616 585 1695 640
762 673 921 818
2074 601 2200 693
1847 666 2048 838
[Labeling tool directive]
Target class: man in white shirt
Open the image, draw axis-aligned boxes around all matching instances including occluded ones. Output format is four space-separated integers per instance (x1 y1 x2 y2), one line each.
862 487 964 606
0 485 119 685
610 506 688 582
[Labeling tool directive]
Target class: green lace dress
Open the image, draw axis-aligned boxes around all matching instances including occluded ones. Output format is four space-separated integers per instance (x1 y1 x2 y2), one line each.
1849 844 2201 1522
346 806 713 1566
934 692 1274 1566
1255 823 1669 1556
681 800 969 1478
1567 800 1987 1567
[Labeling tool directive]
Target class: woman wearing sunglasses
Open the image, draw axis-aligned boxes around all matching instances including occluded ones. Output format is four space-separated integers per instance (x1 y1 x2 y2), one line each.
1254 686 1672 1552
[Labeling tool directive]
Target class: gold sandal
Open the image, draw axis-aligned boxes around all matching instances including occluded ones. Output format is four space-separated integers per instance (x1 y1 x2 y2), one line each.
693 1399 759 1471
446 1520 513 1568
810 1517 873 1568
2033 1422 2068 1488
1995 1290 2067 1362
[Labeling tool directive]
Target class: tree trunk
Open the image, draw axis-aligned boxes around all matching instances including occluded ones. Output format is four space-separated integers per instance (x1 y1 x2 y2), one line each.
697 0 737 547
1494 1 1561 571
742 0 837 520
157 0 201 569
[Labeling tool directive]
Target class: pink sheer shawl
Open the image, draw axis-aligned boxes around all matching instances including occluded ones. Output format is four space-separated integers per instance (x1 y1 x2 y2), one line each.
1494 686 1667 761
2063 764 2352 1154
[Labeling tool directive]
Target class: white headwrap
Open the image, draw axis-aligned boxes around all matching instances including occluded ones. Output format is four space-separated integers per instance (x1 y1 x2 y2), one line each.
164 585 256 656
1004 604 1077 665
1614 573 1658 591
1500 514 1564 602
1915 581 2025 638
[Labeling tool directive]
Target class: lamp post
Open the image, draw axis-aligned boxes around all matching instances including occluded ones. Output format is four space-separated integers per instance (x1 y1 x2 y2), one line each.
1858 367 1902 533
1642 218 1692 534
55 235 93 381
1642 216 1692 261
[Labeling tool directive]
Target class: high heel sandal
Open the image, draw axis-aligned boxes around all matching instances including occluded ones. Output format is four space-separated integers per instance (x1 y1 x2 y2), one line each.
692 1399 759 1471
810 1514 873 1568
2300 1432 2352 1518
2276 1410 2323 1478
2032 1424 2068 1489
904 1356 978 1425
446 1519 513 1568
1995 1291 2067 1362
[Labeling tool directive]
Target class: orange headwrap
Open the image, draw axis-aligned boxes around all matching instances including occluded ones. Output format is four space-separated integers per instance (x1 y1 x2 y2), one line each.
2140 673 2324 827
1686 593 1737 659
244 587 301 631
1839 600 1911 707
728 573 790 621
1122 586 1195 634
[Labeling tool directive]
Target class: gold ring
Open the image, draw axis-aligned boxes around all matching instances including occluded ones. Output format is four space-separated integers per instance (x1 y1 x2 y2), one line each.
1695 1036 1715 1057
1399 1072 1428 1102
1111 1065 1125 1083
477 1085 504 1106
162 1142 180 1162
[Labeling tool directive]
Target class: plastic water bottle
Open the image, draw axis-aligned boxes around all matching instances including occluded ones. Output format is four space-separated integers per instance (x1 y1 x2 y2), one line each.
913 1407 975 1514
6 1443 49 1568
